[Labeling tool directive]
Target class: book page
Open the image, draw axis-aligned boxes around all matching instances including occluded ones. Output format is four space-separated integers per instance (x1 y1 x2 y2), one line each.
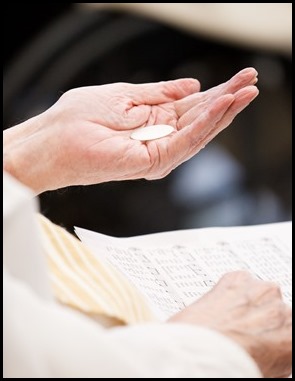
75 222 292 321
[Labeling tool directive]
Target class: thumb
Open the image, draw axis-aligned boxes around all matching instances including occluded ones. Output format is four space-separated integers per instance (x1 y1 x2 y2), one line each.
131 78 201 105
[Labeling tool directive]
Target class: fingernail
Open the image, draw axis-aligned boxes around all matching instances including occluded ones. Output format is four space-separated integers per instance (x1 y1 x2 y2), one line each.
241 67 258 77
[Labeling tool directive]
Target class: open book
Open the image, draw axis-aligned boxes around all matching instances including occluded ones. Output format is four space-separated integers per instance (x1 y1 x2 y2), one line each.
75 221 292 322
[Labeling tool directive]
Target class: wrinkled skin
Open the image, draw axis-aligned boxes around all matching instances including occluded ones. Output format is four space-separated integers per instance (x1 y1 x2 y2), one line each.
3 68 258 194
169 271 292 378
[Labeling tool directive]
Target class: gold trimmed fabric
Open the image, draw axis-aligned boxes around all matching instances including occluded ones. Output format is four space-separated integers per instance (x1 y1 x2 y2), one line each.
36 214 154 325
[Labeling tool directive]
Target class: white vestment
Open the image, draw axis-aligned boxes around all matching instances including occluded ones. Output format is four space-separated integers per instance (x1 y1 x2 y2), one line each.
3 171 261 378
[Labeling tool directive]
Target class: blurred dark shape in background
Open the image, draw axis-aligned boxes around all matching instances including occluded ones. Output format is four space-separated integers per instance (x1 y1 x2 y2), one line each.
3 4 292 237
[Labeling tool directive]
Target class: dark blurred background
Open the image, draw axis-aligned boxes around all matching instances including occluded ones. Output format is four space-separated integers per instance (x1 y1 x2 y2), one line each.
3 3 292 237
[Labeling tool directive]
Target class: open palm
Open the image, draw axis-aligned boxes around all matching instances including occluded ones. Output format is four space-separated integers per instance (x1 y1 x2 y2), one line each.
44 67 258 188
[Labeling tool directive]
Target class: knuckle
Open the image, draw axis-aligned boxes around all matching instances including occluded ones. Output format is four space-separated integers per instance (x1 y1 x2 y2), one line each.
252 280 283 300
226 270 246 277
219 270 252 287
264 281 282 297
266 301 289 325
225 270 252 281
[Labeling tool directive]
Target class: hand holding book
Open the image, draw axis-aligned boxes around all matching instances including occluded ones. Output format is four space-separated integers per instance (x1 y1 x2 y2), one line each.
169 270 292 379
37 216 292 378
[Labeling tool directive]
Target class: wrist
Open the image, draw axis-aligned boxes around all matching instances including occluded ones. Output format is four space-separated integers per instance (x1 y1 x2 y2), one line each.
3 113 56 194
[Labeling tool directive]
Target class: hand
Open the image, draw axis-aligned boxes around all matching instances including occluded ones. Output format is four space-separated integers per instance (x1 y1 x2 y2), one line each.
168 271 292 378
3 68 258 193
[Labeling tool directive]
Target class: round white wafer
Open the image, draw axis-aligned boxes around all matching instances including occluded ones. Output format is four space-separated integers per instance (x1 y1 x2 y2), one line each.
130 124 175 141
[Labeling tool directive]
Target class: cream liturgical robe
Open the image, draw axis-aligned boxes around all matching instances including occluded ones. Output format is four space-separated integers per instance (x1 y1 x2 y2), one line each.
3 171 261 378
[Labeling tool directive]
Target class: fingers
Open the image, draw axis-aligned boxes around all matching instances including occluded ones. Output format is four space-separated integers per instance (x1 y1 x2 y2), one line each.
150 84 258 179
216 271 287 310
249 281 283 306
217 270 254 287
181 86 258 161
200 85 259 143
174 92 204 118
131 78 201 105
215 85 259 129
174 67 258 117
177 84 258 129
169 94 235 164
146 95 234 179
177 99 206 129
207 67 258 98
